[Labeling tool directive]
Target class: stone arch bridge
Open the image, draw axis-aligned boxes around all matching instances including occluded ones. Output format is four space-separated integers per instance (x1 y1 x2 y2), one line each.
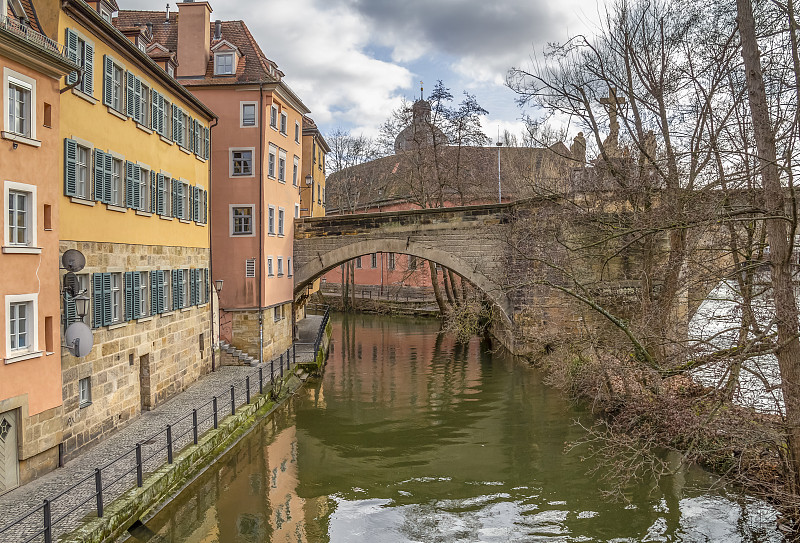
293 199 730 355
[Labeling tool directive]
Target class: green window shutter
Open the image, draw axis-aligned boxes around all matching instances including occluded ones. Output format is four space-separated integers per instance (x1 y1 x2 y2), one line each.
189 269 195 306
92 273 103 328
204 268 209 303
125 161 134 208
188 118 195 153
133 165 141 210
64 138 78 197
204 127 209 159
158 95 165 135
158 270 165 313
134 77 142 122
103 152 112 203
203 190 208 224
66 29 79 85
172 179 178 217
150 271 158 316
65 292 78 326
180 270 186 308
172 270 179 311
172 104 179 142
103 55 114 107
102 273 112 326
83 42 94 95
93 149 105 202
124 272 133 321
133 272 142 319
125 71 134 116
150 171 157 213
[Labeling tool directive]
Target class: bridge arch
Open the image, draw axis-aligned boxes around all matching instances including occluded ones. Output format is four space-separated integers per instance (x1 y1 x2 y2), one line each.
293 237 514 326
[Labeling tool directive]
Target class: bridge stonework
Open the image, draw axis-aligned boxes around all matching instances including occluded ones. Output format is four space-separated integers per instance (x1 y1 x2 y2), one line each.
293 199 682 355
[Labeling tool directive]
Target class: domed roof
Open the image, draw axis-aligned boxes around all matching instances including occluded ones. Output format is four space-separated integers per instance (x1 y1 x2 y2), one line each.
394 99 448 154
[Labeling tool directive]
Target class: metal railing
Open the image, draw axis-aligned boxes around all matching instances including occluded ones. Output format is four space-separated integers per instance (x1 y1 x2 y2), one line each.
0 16 69 59
295 304 331 363
0 309 330 543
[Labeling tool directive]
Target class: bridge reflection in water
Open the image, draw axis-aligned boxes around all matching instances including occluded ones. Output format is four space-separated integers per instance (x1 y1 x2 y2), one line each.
139 313 780 542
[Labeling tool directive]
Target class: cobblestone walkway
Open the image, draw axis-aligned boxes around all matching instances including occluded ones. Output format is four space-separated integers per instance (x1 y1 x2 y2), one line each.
0 315 325 543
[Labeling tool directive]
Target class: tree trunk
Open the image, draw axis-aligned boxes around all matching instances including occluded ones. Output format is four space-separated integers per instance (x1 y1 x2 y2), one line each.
429 260 449 315
442 268 456 306
738 0 800 493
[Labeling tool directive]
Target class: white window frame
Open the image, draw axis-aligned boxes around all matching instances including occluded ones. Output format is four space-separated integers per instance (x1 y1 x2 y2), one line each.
267 205 275 235
278 149 286 183
240 101 257 128
111 157 124 207
79 376 92 407
214 52 234 75
180 180 190 220
4 181 37 251
71 137 93 200
270 105 278 129
229 148 255 178
110 272 122 324
292 156 299 186
138 270 149 318
294 121 300 143
3 68 37 142
160 270 171 311
230 204 255 237
277 257 284 276
138 164 151 212
288 257 292 277
4 293 39 361
268 145 276 178
278 207 285 236
267 256 274 277
280 112 287 135
294 203 300 218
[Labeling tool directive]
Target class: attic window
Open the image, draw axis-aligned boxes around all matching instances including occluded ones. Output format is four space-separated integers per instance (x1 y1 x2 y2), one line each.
214 53 234 76
100 9 111 22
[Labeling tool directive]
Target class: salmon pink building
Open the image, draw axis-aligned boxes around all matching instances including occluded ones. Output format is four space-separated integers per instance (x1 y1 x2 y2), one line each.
117 2 310 361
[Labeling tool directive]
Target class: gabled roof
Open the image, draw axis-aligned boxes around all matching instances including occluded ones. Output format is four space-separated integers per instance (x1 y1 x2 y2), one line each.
302 116 330 153
7 0 44 35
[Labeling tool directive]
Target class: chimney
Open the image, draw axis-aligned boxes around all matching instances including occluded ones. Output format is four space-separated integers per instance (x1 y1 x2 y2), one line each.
214 19 221 40
146 22 153 36
165 3 169 22
176 1 212 78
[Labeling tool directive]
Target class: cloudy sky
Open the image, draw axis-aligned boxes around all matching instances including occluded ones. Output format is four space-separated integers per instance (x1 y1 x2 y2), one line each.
132 0 600 140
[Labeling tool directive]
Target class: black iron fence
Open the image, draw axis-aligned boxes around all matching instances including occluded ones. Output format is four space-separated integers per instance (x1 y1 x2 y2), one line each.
0 309 329 543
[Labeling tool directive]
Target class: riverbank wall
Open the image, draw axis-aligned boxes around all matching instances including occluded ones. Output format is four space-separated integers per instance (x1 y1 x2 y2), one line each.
61 329 332 543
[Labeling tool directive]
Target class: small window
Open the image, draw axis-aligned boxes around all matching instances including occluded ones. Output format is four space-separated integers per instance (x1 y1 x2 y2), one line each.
231 150 253 176
292 156 299 186
270 105 278 128
9 301 31 351
371 253 377 269
160 271 171 312
75 143 91 199
277 257 284 276
245 258 256 278
278 150 286 182
232 206 254 235
288 258 292 277
388 253 396 270
7 80 31 137
215 53 234 75
355 256 362 269
79 377 91 407
409 255 417 270
167 64 175 77
138 271 149 318
278 208 285 236
274 305 281 322
111 158 123 206
268 146 276 178
100 9 111 22
280 112 287 134
110 272 122 323
267 257 274 277
241 103 256 127
268 206 275 235
294 203 300 218
295 121 300 143
8 190 31 246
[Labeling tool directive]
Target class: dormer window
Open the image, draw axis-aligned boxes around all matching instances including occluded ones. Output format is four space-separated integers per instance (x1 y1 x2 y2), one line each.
214 53 234 75
100 9 111 22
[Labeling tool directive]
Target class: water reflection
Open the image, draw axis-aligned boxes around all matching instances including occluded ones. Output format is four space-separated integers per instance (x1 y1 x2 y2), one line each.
140 313 781 542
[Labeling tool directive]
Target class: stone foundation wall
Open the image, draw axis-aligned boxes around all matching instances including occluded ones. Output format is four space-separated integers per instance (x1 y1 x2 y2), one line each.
60 241 212 460
0 397 63 485
227 302 293 362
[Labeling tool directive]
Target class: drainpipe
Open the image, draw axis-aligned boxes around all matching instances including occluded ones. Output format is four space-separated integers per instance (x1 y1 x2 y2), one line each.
258 84 264 364
208 116 218 371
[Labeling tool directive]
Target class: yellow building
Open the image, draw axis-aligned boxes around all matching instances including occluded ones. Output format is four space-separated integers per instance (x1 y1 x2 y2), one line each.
299 116 329 299
49 0 216 458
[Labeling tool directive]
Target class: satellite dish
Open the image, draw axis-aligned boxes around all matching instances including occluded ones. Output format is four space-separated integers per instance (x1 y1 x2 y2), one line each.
65 322 94 357
62 249 86 272
64 272 79 296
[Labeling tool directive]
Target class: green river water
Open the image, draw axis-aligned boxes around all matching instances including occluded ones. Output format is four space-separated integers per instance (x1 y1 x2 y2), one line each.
135 313 782 542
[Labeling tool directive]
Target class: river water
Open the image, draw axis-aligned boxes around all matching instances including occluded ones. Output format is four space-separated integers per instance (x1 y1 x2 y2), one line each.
136 313 782 542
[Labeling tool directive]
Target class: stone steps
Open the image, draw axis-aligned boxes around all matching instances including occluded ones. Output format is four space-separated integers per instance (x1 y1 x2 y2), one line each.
218 341 259 367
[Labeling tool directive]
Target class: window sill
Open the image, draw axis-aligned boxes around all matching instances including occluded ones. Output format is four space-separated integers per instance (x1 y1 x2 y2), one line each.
107 107 127 121
267 233 275 237
72 88 97 104
194 155 206 163
106 204 127 213
136 123 153 134
278 234 284 238
137 316 153 323
277 273 284 277
70 197 95 206
136 210 153 217
79 401 92 409
179 146 191 155
180 307 193 313
159 215 173 221
160 310 175 317
231 233 255 237
1 132 41 147
160 135 173 145
2 246 42 254
278 179 286 184
4 350 44 364
231 174 254 179
108 322 127 330
178 218 191 224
